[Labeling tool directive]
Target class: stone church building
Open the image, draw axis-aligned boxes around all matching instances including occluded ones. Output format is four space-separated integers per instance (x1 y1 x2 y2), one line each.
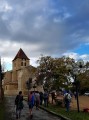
3 48 43 96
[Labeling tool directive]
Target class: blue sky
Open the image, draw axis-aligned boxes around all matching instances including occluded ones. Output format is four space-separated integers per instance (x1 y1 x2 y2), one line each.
0 0 89 71
73 44 89 55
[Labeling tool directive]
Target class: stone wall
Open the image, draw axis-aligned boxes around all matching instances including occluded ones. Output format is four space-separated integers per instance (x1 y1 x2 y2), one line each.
4 84 18 95
4 71 12 84
12 71 17 82
12 58 30 71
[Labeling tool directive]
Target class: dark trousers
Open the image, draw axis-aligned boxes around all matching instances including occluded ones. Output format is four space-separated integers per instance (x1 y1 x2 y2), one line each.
52 97 55 104
16 106 21 118
40 98 43 105
65 101 70 111
36 100 39 109
44 98 48 107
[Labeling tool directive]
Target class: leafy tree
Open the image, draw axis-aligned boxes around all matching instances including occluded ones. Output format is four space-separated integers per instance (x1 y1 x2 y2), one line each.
77 70 89 93
36 55 75 91
36 55 54 90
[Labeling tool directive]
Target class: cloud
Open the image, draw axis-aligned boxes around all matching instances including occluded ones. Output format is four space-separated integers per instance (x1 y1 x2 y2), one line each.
0 0 89 70
63 52 89 63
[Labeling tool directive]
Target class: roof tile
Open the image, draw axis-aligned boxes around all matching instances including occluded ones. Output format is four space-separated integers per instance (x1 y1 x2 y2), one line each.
13 48 29 61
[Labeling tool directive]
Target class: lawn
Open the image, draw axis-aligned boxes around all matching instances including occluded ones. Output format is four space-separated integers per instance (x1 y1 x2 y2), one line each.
0 98 11 120
41 104 89 120
0 101 5 120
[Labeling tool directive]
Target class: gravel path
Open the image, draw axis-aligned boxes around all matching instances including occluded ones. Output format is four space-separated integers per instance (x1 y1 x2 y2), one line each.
5 96 61 120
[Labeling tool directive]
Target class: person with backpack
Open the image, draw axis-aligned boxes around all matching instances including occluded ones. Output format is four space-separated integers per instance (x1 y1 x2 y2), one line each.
35 91 40 110
28 91 35 119
43 90 49 107
64 90 71 112
15 91 23 119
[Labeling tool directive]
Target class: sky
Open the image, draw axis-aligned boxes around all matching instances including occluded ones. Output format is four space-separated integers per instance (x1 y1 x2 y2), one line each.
0 0 89 71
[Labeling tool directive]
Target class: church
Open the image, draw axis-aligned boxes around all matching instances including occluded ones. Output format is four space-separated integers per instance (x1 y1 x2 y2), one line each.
3 48 43 96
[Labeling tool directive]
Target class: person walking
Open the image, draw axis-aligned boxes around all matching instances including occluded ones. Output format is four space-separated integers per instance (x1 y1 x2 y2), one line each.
39 92 43 105
28 91 35 119
15 91 24 119
43 90 49 107
35 91 40 109
64 90 71 112
51 92 55 104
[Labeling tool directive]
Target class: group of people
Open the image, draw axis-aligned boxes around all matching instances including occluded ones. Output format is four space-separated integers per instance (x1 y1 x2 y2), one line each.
14 90 72 119
15 90 49 119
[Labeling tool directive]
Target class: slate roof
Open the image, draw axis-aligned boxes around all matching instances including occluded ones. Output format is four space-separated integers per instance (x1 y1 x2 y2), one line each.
13 48 29 61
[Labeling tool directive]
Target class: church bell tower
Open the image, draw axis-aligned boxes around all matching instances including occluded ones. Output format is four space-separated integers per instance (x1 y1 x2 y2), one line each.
12 48 30 70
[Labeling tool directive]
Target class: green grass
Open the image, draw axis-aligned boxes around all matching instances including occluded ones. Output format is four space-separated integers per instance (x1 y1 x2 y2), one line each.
0 101 5 120
41 104 89 120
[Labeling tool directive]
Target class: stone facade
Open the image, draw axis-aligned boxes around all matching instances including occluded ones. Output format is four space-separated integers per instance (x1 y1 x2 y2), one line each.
3 48 44 96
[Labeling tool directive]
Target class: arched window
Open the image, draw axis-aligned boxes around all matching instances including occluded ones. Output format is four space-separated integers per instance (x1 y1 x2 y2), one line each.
21 62 23 66
25 62 26 66
21 59 26 66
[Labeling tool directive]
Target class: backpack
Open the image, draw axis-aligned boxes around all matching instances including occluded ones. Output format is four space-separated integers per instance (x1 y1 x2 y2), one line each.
65 93 71 102
15 95 24 109
28 94 34 106
15 95 19 105
44 92 48 99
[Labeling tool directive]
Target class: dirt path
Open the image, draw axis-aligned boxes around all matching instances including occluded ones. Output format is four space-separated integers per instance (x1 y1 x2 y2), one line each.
70 95 89 110
5 96 61 120
49 95 89 111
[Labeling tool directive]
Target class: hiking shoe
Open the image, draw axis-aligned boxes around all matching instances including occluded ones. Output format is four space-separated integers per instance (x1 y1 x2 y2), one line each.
16 115 18 119
30 115 33 119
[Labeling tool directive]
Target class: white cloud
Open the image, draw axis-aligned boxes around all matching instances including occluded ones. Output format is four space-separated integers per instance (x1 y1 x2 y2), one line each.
63 52 79 60
0 1 12 12
63 52 89 63
0 0 89 70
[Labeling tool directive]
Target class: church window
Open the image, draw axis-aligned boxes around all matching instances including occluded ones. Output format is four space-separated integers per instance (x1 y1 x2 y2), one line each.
21 62 23 66
23 59 26 66
21 59 27 66
25 62 26 66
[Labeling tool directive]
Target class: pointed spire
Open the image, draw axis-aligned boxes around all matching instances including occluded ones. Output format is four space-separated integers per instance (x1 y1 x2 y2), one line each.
13 48 29 61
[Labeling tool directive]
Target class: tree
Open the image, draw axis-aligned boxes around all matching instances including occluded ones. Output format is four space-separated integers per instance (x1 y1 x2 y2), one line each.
77 70 89 94
36 55 75 91
37 55 54 90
